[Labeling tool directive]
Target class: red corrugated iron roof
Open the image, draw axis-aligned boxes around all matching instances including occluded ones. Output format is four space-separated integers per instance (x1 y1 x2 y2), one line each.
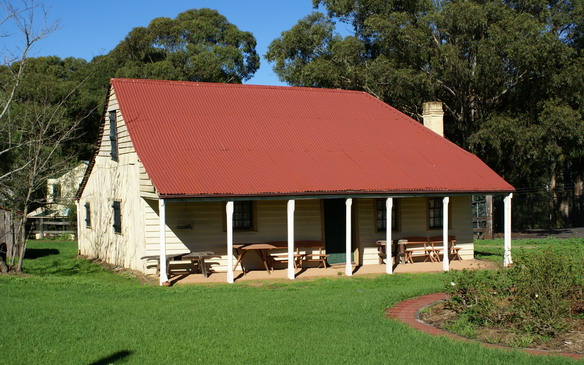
111 78 514 197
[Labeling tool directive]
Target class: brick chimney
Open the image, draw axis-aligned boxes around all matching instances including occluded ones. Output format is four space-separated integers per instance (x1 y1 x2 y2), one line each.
422 102 444 137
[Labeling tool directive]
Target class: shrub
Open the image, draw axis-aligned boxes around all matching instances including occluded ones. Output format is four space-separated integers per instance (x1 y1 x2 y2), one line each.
446 247 583 336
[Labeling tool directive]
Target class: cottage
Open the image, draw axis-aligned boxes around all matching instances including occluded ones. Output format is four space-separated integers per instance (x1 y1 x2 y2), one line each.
28 162 87 238
75 78 514 285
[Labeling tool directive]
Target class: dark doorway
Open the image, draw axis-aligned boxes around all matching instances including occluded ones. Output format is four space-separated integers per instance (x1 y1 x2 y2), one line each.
323 199 353 264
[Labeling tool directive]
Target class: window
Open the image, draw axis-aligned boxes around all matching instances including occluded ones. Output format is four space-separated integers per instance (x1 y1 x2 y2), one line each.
52 184 61 201
109 110 118 161
375 199 398 231
233 201 254 230
112 201 121 233
428 198 444 229
472 195 487 230
84 202 91 228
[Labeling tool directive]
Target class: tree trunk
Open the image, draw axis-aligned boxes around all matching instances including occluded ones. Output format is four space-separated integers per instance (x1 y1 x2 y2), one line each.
15 214 28 273
485 195 493 239
0 242 7 273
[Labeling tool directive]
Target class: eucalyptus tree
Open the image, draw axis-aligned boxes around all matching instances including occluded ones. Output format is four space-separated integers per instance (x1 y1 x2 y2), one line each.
267 0 584 228
103 8 260 83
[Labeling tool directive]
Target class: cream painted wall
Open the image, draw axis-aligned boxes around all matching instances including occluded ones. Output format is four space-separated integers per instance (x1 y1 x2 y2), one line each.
357 196 474 265
142 199 323 274
77 89 147 271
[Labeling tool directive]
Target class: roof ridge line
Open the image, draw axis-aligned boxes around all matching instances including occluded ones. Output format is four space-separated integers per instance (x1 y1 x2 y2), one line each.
110 78 366 95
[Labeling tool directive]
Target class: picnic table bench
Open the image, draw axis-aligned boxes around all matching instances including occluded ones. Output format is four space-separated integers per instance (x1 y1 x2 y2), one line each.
398 236 436 264
183 251 216 278
234 240 328 274
428 236 461 261
141 251 216 277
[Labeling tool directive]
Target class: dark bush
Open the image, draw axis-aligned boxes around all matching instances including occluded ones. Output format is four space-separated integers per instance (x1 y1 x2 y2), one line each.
446 248 583 336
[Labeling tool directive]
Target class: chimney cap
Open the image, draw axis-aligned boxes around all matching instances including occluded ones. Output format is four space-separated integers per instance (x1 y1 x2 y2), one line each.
423 101 444 115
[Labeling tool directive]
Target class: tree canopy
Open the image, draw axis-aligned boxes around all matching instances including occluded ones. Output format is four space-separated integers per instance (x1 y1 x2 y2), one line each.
103 8 260 83
267 0 584 228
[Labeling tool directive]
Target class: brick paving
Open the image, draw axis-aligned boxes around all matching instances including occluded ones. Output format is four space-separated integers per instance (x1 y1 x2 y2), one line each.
387 293 582 360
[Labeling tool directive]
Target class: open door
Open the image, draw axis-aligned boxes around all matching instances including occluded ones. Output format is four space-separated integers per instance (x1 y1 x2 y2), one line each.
323 199 354 264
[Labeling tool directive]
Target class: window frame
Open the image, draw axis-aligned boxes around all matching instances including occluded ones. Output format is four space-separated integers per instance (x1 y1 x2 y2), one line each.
223 201 257 231
112 200 122 234
374 198 399 232
109 110 118 162
52 183 61 201
427 198 452 230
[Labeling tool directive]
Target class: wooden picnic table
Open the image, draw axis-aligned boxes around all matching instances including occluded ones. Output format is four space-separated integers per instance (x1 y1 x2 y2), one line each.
400 238 438 264
233 243 286 274
183 251 215 278
233 241 329 273
140 253 188 275
376 238 438 264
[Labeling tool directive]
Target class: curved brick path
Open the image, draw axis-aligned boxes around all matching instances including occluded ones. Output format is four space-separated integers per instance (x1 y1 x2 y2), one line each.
387 293 582 360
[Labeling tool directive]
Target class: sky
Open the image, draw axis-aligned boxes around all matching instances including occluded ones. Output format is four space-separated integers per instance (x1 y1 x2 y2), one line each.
3 0 338 86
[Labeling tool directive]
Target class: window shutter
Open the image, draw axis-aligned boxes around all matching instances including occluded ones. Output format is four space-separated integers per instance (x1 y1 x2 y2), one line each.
112 201 121 233
109 110 118 161
84 203 91 228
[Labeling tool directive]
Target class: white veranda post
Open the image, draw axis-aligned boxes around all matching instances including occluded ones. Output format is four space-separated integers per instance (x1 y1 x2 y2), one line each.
386 198 393 274
287 200 295 280
504 193 513 267
345 198 353 276
442 197 449 272
226 201 234 283
159 199 169 285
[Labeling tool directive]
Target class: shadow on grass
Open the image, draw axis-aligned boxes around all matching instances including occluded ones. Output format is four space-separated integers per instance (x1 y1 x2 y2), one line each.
88 350 133 365
24 248 60 259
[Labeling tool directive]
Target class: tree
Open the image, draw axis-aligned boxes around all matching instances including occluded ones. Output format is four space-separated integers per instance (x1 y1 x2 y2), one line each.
0 1 86 272
102 8 260 83
267 0 584 228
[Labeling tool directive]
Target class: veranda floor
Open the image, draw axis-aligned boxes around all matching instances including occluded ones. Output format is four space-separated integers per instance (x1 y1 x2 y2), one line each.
167 259 496 285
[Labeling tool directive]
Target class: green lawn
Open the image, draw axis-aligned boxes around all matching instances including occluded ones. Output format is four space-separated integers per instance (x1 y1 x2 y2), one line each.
0 240 580 364
474 237 584 264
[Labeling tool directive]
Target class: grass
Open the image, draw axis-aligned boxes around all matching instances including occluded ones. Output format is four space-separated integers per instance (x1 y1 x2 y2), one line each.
0 240 580 364
474 237 584 264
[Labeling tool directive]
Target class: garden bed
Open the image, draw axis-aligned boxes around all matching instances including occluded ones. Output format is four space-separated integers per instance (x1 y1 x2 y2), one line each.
420 239 583 356
420 300 584 354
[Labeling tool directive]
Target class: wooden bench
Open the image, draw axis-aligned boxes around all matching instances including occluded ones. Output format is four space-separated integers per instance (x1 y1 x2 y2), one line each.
183 251 216 278
141 251 216 276
428 236 461 261
399 236 436 264
375 240 399 265
297 240 328 269
268 240 328 269
140 253 188 276
265 241 303 269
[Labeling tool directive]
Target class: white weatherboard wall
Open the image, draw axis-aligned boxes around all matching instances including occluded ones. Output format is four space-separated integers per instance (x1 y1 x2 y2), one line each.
358 197 474 265
77 89 147 271
143 199 323 274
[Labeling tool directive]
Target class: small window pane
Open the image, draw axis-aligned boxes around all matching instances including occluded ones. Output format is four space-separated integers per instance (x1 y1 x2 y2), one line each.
233 201 253 230
429 198 443 229
376 199 398 231
52 184 61 201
